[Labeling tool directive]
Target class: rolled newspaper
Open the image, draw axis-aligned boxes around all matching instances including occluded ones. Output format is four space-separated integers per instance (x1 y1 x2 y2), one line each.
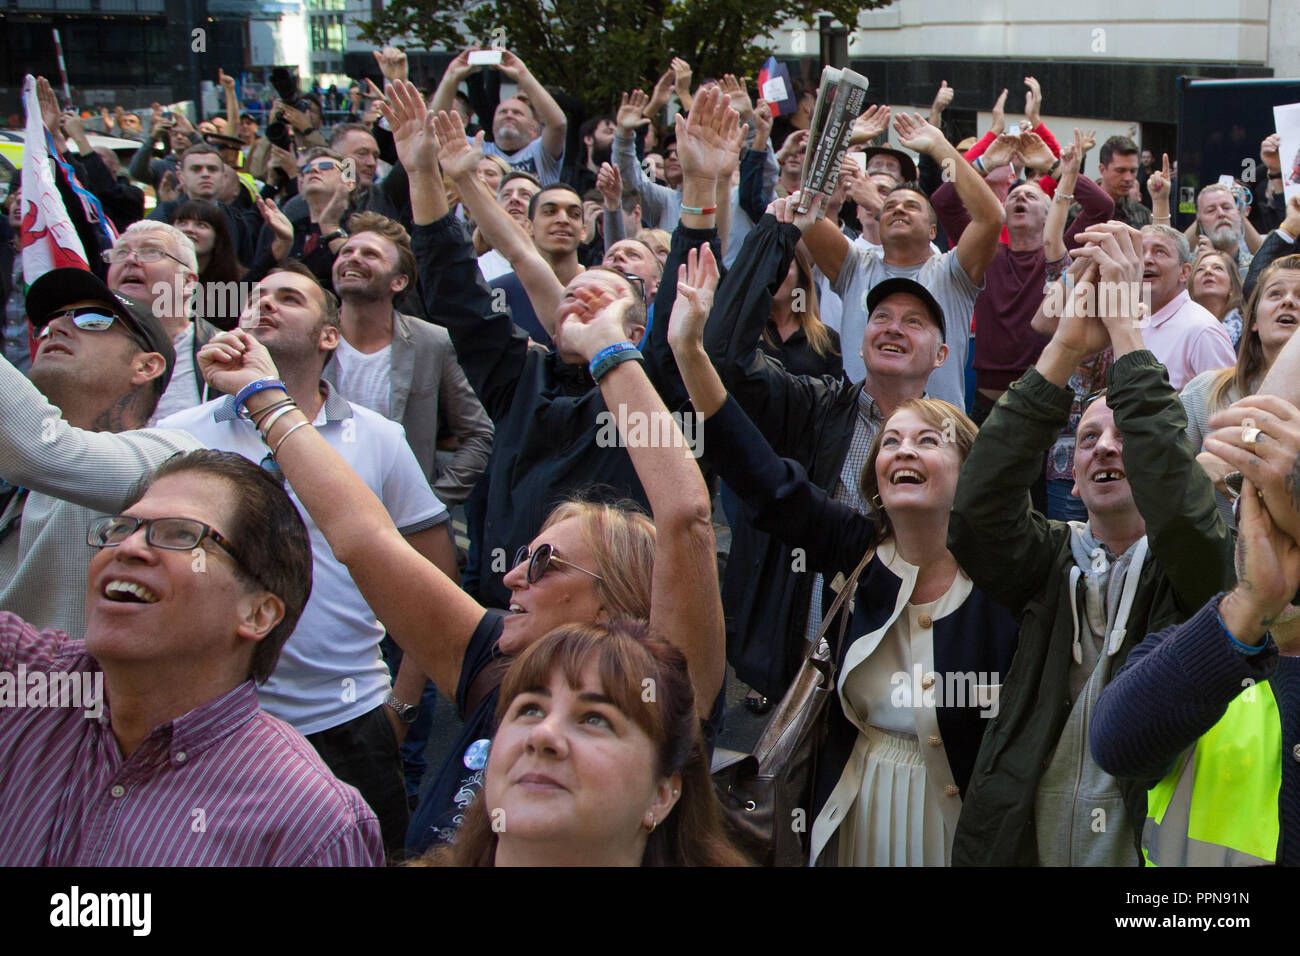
797 66 872 215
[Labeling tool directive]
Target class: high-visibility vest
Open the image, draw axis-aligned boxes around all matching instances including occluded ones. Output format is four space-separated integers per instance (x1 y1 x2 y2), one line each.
1142 680 1281 866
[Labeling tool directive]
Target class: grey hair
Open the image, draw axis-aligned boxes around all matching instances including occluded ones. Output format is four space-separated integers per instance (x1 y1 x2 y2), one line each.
117 220 200 274
1141 223 1193 265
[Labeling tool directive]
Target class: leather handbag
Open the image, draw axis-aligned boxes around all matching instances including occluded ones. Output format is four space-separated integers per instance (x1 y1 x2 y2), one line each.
713 546 876 867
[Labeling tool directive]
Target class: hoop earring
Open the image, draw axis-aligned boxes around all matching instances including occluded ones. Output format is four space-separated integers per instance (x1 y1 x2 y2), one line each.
644 812 657 834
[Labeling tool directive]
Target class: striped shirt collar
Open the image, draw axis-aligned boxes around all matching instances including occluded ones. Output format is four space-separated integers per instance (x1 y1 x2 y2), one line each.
214 380 353 424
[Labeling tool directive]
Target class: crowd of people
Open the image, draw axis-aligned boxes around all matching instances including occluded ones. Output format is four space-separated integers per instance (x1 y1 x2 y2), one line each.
2 46 1300 868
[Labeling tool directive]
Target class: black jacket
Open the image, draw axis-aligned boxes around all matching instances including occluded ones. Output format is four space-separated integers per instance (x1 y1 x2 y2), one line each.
412 213 649 610
701 214 862 695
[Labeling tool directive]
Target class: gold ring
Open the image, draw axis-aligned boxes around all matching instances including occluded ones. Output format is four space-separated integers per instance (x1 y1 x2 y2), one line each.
1242 426 1261 445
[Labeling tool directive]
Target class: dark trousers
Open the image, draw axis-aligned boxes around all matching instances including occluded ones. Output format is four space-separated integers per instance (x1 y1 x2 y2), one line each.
307 704 410 859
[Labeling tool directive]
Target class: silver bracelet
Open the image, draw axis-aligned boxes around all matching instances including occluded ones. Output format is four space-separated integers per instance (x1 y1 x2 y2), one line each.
257 404 298 438
1053 192 1075 202
271 420 312 458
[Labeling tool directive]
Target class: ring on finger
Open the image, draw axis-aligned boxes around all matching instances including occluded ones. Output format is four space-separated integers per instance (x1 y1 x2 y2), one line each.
1242 426 1262 445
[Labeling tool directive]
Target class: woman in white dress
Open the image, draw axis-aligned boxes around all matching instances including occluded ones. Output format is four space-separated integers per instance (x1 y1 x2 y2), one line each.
670 245 1019 866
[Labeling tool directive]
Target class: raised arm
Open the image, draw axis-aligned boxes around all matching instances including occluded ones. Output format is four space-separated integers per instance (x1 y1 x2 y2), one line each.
557 285 723 715
429 49 473 117
895 111 1002 286
498 51 567 162
614 90 673 227
669 244 877 574
382 79 528 422
431 106 563 334
199 332 483 702
219 69 239 131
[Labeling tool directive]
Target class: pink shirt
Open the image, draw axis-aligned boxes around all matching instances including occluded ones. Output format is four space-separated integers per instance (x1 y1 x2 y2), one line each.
1141 291 1237 391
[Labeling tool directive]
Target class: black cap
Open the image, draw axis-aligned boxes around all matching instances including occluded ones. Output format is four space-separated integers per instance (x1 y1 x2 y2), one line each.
866 277 945 342
25 268 176 389
862 146 918 184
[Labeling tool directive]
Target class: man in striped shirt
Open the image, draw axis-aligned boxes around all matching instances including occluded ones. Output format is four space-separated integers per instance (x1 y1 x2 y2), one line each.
0 450 384 866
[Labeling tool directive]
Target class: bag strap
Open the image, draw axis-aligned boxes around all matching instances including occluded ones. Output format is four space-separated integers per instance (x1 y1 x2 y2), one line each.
806 546 877 666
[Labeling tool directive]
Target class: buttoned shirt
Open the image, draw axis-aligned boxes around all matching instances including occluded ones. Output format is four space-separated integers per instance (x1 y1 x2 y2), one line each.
0 613 384 866
1141 291 1237 391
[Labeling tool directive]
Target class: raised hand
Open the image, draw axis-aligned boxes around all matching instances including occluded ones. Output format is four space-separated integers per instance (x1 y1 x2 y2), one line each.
1070 221 1145 334
280 103 312 133
892 111 944 157
373 46 409 82
666 244 719 355
767 190 825 233
1017 130 1055 173
218 68 237 92
1050 257 1110 355
35 77 62 137
991 87 1008 134
157 170 181 204
444 49 474 85
1080 128 1097 153
776 128 809 166
100 107 114 131
671 57 693 95
1204 394 1300 547
59 110 86 142
646 69 675 115
617 90 652 134
256 197 294 250
1023 76 1042 129
430 108 484 181
319 181 354 233
596 161 623 210
199 329 282 395
556 284 634 363
673 86 745 182
1262 133 1282 175
930 80 954 119
981 133 1021 170
267 145 298 178
1058 128 1083 180
1147 151 1171 201
498 50 528 82
1228 476 1300 637
849 104 890 146
751 97 773 147
378 79 441 177
720 74 755 122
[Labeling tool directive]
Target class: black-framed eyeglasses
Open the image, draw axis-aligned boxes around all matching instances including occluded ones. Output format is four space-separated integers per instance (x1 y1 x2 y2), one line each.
512 543 604 585
614 271 647 305
101 246 190 267
87 514 249 575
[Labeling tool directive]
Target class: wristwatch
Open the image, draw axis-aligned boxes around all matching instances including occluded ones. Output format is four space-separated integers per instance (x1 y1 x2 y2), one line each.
321 228 348 244
384 693 419 724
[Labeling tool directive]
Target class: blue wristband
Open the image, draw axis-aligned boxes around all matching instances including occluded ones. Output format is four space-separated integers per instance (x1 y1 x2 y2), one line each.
1216 610 1267 657
591 347 643 382
235 378 288 415
589 342 637 378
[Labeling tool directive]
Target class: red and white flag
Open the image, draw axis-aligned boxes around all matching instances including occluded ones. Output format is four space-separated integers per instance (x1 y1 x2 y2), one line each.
19 73 90 281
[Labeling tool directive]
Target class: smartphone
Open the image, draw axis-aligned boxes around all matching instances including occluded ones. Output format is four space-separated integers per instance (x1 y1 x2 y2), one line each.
468 50 503 66
848 152 867 173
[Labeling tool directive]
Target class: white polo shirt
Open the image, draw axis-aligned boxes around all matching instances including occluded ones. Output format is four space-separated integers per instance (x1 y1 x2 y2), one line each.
159 382 447 735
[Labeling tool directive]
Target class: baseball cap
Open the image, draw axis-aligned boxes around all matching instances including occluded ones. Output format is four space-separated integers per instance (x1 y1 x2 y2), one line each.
25 268 176 388
865 277 946 342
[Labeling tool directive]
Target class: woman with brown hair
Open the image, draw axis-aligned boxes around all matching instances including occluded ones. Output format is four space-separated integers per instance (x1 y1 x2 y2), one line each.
420 620 748 866
670 244 1018 866
1186 248 1246 347
174 199 246 331
759 243 843 380
1181 253 1300 529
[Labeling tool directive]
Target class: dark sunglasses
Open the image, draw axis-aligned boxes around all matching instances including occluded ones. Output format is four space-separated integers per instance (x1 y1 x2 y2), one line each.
615 270 647 304
512 543 604 585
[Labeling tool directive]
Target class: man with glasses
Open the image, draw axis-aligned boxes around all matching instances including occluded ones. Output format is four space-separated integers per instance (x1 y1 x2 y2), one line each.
104 221 222 422
248 147 354 292
0 449 384 865
158 261 456 855
0 268 201 641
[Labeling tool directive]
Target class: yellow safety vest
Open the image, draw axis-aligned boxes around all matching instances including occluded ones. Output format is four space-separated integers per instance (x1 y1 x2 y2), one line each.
1142 680 1281 866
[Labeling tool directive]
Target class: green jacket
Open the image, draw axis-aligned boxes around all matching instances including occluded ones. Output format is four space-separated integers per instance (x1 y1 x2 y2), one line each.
948 350 1234 866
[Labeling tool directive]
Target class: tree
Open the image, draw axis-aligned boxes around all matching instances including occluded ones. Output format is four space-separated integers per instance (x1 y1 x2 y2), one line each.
356 0 889 117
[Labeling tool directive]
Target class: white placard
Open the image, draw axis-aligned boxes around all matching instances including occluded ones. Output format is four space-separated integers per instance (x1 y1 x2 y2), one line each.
761 76 789 104
1272 103 1300 203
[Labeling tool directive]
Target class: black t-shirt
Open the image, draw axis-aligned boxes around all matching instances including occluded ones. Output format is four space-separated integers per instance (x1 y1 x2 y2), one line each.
405 610 505 854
